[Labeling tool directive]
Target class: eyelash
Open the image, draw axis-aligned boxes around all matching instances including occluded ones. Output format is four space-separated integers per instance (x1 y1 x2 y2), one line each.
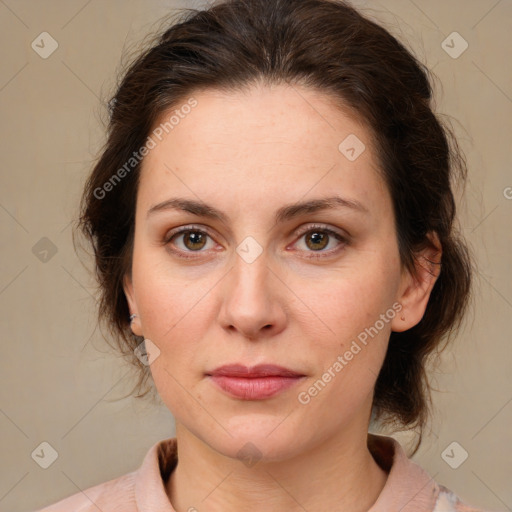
163 223 349 260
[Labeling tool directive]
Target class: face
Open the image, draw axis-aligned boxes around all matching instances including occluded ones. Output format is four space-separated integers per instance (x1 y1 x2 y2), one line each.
124 83 435 462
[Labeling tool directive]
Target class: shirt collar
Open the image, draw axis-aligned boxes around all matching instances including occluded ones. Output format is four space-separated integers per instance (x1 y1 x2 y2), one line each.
134 433 439 511
367 433 439 511
135 437 178 511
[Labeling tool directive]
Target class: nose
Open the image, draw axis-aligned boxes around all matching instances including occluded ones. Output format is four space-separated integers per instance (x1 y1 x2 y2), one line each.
217 251 287 341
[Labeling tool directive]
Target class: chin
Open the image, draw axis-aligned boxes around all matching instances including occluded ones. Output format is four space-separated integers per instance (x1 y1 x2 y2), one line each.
195 416 308 465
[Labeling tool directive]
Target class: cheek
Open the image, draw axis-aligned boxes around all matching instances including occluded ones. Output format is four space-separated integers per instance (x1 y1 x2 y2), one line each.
132 243 209 336
130 246 229 396
130 254 202 382
304 257 400 349
295 252 401 400
133 265 210 413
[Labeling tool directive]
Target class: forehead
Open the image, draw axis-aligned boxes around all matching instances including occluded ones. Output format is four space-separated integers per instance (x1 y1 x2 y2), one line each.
138 83 389 218
146 83 370 162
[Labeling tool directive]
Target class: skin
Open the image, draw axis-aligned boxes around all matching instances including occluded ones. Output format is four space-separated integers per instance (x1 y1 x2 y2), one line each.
124 82 441 512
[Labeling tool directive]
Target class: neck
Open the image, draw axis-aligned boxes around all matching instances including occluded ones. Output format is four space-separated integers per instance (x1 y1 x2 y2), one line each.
166 424 388 512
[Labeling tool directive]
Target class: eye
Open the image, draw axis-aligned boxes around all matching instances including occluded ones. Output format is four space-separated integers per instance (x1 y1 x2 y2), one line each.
163 223 349 260
291 224 348 258
164 225 216 258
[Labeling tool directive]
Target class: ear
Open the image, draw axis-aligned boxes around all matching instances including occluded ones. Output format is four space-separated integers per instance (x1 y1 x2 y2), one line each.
123 273 143 337
391 232 442 332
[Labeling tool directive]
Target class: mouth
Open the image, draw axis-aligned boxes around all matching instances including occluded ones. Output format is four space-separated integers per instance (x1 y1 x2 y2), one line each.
205 364 306 400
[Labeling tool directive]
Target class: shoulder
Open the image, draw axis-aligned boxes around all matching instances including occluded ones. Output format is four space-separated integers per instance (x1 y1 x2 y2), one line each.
33 437 178 512
367 433 492 512
34 471 137 512
434 485 493 512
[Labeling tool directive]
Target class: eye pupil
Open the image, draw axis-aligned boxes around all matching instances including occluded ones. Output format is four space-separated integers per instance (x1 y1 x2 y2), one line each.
184 231 206 250
306 231 328 250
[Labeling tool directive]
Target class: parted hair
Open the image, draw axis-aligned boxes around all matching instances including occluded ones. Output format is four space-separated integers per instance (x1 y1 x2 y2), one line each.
76 0 473 454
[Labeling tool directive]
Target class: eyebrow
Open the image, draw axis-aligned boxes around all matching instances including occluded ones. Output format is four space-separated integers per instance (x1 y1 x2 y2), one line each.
147 195 369 224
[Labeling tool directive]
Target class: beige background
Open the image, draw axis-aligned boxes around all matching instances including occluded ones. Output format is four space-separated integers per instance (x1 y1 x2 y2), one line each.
0 0 510 511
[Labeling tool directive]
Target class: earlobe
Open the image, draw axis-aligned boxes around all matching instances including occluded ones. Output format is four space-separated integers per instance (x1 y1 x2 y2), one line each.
123 274 143 337
391 232 442 333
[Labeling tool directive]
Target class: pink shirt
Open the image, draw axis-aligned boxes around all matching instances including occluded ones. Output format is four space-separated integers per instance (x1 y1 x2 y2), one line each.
35 433 489 511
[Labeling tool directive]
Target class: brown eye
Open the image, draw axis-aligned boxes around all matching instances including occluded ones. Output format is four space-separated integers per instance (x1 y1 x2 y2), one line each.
181 231 208 251
305 231 329 251
292 225 348 258
164 227 216 257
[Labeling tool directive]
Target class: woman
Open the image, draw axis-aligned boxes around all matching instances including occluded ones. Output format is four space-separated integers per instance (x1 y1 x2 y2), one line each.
37 0 487 510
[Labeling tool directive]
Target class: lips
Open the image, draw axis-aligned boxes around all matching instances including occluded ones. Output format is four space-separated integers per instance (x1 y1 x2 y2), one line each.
206 364 306 400
207 363 304 378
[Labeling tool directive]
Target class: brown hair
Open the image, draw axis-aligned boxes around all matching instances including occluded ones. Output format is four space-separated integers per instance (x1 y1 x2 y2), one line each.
76 0 472 454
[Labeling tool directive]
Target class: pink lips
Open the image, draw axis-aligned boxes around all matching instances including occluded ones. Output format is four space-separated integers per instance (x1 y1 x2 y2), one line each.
206 364 305 400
